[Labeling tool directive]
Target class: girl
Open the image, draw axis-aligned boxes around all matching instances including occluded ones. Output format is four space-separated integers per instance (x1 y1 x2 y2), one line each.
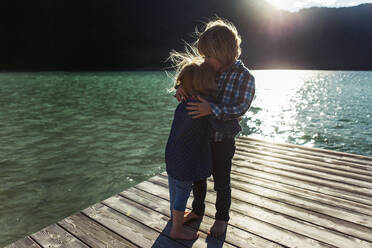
165 62 216 240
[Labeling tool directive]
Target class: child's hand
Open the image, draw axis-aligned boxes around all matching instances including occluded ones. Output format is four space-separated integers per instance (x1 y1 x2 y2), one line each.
186 96 212 119
175 86 189 102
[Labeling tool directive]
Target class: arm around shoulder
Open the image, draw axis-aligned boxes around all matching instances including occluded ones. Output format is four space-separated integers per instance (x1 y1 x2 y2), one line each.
210 71 255 120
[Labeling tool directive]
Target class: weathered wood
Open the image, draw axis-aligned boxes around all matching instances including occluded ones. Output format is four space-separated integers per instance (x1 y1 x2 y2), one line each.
236 140 372 173
238 136 372 165
234 177 372 225
102 194 235 248
228 171 372 217
227 187 372 245
153 175 372 245
159 173 372 228
58 212 138 248
232 159 372 200
31 223 89 248
235 144 372 179
4 237 41 248
230 165 372 206
136 178 335 248
159 170 372 218
234 152 372 191
6 137 372 248
119 187 285 248
82 203 184 248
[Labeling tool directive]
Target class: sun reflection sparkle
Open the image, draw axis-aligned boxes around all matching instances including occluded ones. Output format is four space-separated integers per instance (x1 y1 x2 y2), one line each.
244 70 320 145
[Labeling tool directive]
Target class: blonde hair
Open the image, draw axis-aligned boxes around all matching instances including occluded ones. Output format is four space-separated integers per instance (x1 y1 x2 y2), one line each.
176 62 216 96
197 18 241 67
167 18 240 91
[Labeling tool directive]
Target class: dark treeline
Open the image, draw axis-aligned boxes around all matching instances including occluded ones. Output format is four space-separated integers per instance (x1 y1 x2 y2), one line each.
1 0 371 71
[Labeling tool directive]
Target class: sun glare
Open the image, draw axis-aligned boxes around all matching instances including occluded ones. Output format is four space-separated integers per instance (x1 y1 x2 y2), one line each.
266 0 372 12
266 0 293 11
247 69 316 143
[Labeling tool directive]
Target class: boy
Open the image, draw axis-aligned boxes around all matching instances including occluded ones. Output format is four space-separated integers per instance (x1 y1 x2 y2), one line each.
176 19 255 237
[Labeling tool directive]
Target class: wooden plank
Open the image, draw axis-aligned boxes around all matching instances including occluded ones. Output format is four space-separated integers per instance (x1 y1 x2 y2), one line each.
228 176 372 227
135 178 336 248
102 194 236 248
154 175 372 242
151 175 372 248
236 140 372 174
58 212 138 248
227 186 372 245
234 152 372 190
232 159 372 200
236 137 372 167
82 203 185 248
159 172 372 226
238 137 372 165
228 171 372 217
119 187 285 248
6 137 372 248
229 165 372 206
30 223 89 248
235 143 372 178
4 237 41 248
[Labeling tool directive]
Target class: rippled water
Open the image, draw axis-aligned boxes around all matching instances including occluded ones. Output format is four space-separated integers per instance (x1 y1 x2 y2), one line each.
244 70 372 154
0 70 371 246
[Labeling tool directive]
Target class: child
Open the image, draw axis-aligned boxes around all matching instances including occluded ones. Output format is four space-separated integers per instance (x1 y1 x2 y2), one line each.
176 18 256 237
165 62 217 240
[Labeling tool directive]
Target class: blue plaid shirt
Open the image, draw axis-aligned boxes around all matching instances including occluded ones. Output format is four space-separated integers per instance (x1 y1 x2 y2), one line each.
209 60 255 141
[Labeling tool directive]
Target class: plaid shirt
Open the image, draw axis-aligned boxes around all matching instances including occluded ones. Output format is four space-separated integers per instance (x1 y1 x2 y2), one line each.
209 60 255 142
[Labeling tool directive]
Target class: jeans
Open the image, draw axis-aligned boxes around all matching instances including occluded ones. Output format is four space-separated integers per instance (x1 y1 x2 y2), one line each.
168 175 193 219
191 138 236 221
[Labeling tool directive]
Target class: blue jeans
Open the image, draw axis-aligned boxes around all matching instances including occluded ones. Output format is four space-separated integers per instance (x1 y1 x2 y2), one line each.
168 175 193 219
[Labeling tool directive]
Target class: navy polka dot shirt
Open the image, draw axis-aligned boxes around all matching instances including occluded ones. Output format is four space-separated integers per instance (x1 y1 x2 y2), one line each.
165 99 213 182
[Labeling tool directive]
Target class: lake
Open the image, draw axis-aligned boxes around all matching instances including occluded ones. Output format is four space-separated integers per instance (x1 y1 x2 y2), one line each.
0 70 371 246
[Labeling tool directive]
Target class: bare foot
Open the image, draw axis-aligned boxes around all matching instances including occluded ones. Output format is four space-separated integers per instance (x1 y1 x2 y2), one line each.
183 211 202 224
170 227 199 240
208 220 228 237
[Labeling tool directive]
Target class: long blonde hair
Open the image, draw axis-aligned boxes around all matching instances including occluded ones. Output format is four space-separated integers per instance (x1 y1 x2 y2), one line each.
176 62 216 96
168 44 203 88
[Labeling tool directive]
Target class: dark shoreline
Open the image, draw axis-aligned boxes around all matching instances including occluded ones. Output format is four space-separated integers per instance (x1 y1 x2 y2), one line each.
1 68 372 73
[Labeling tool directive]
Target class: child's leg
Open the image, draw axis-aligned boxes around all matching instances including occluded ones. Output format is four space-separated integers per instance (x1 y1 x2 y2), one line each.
184 179 206 223
168 175 176 219
212 138 235 221
191 179 207 216
210 138 235 236
170 180 198 240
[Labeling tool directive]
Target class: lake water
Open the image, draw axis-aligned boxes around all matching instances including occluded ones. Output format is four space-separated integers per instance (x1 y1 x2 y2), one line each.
0 70 371 246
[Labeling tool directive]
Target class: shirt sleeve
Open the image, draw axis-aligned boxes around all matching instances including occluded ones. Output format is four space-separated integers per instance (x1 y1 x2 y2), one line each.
209 73 255 120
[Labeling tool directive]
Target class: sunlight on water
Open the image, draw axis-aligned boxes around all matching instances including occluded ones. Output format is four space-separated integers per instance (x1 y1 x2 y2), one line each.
0 70 371 246
250 70 311 143
241 70 372 152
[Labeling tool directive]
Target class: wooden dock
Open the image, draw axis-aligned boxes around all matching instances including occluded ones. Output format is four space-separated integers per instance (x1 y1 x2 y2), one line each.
5 137 372 248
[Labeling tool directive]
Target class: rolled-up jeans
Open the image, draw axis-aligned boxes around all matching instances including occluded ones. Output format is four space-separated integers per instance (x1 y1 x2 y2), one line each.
168 175 193 219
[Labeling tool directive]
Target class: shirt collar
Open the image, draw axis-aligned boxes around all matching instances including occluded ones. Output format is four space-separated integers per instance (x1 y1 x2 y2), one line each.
218 59 242 74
